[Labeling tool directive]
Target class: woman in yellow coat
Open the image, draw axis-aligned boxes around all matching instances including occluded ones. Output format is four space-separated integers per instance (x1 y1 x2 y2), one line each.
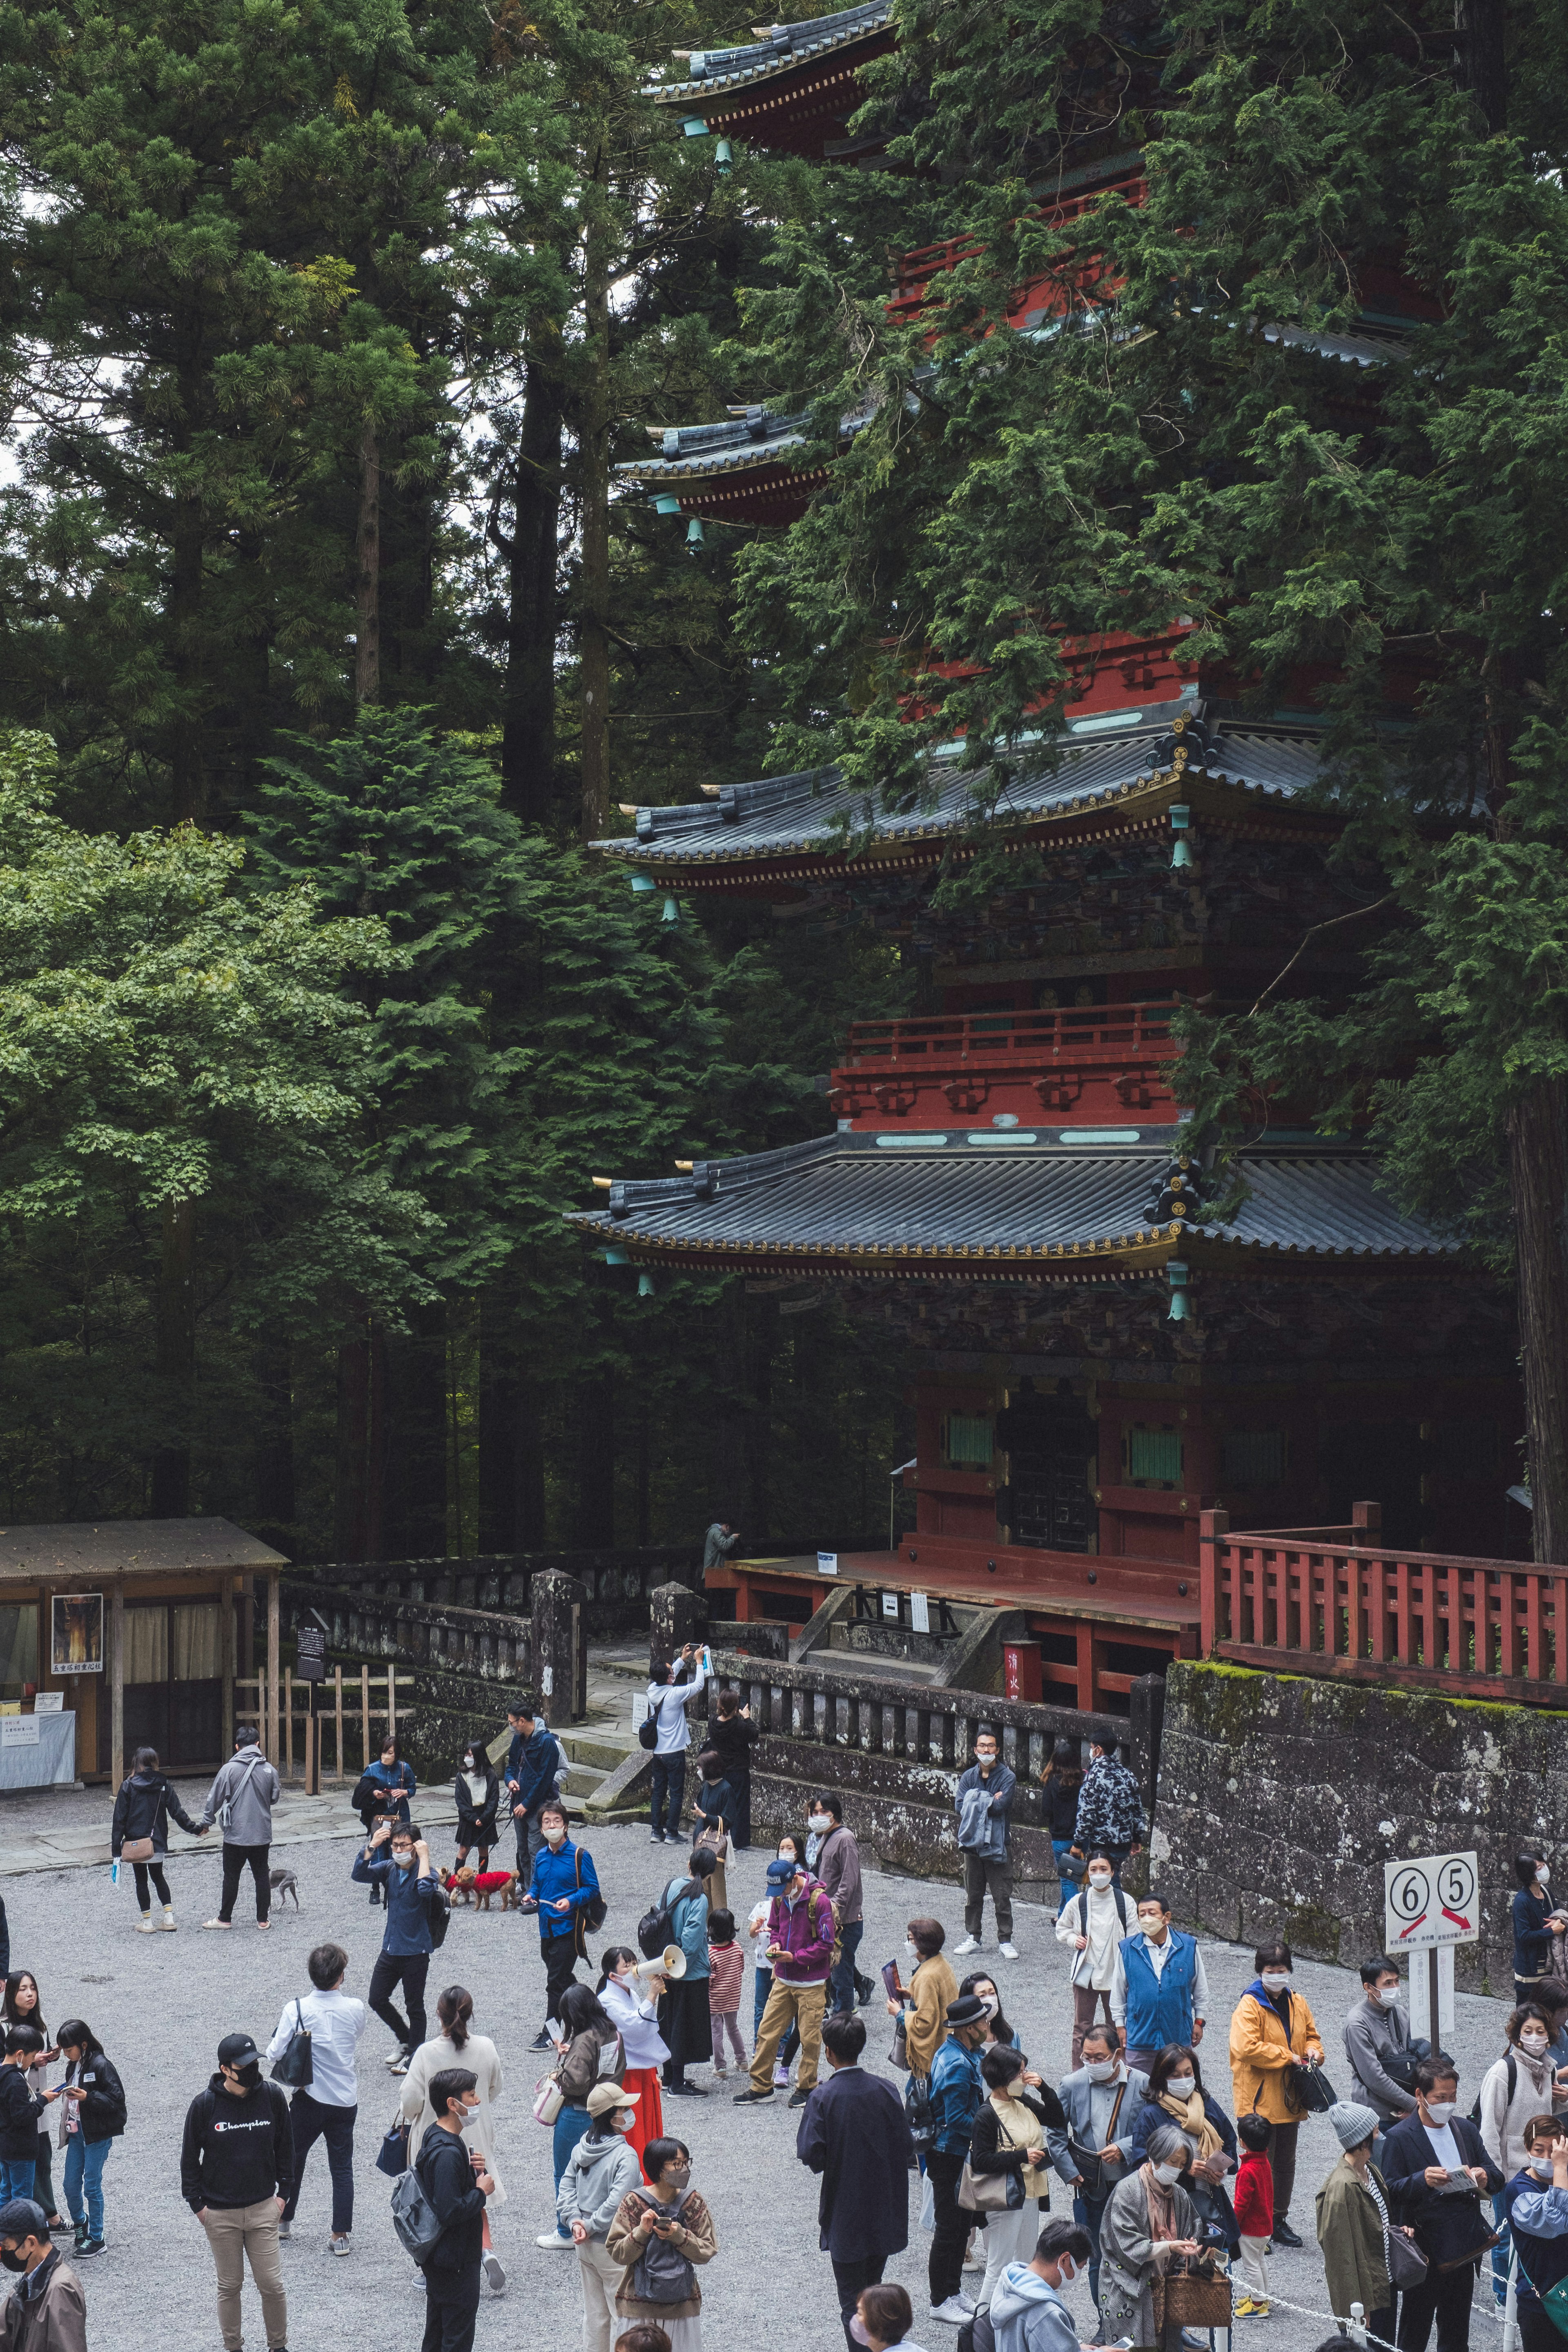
1228 1938 1325 2248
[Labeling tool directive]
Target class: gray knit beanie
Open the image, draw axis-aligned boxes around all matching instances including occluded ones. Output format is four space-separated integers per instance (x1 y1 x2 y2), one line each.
1329 2101 1381 2152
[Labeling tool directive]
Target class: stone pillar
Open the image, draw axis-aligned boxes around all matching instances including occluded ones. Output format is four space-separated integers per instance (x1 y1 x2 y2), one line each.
649 1580 703 1682
531 1570 588 1724
1129 1669 1166 1890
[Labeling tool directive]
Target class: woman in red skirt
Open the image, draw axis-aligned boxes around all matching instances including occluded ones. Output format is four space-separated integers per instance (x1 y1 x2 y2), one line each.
598 1949 667 2173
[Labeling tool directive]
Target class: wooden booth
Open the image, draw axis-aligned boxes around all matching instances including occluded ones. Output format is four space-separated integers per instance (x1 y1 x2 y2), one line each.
0 1519 287 1791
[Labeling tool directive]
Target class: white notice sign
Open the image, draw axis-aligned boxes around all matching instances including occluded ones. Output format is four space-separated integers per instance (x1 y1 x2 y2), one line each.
881 1590 900 1619
31 1693 63 1713
1384 1850 1480 1951
910 1592 930 1634
817 1551 838 1576
0 1716 39 1746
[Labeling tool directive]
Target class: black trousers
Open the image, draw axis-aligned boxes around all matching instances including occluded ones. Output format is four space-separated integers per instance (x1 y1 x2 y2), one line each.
218 1841 270 1923
542 1931 580 2025
833 2254 887 2350
368 1951 429 2053
927 2149 969 2308
730 1771 752 1850
421 2271 481 2352
1397 2259 1477 2352
1265 2118 1299 2220
1520 2305 1561 2352
132 1860 172 1909
283 2092 356 2234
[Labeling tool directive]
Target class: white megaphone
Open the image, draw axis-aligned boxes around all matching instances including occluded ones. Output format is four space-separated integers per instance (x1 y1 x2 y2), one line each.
633 1945 686 1982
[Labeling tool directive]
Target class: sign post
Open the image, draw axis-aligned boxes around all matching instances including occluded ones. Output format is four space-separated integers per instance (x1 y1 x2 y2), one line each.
296 1622 327 1798
1383 1850 1479 2047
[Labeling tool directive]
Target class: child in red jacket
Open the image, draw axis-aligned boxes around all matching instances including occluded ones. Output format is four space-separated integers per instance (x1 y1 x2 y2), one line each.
1233 2111 1275 2316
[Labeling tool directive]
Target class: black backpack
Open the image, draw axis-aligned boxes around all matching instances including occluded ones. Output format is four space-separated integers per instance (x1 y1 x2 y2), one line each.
638 1882 680 1960
423 1880 451 1951
958 2307 996 2352
906 2071 936 2152
1469 2051 1514 2125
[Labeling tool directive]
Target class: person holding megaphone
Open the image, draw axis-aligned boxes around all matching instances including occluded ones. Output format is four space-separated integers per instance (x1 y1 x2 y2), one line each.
600 1948 679 2169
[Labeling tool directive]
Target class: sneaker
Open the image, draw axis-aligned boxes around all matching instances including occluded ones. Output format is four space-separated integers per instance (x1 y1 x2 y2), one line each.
76 2239 105 2257
200 1918 233 1930
648 1831 665 1843
952 1936 980 1957
665 2081 706 2097
1234 2299 1270 2319
713 2063 728 2076
135 1914 156 1933
330 2236 351 2256
733 2088 774 2103
528 2030 554 2054
383 2047 408 2071
387 2052 411 2076
998 1941 1019 1960
1181 2332 1210 2349
1271 2219 1303 2249
536 2231 575 2249
931 2299 974 2327
70 2224 87 2252
772 2063 790 2088
484 2252 507 2289
787 2087 811 2107
855 1978 874 2009
161 1909 177 1931
277 2223 291 2242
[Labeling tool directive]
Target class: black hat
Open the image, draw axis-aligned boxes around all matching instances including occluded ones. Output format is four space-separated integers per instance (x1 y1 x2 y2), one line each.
217 2032 261 2069
0 2198 45 2242
946 1995 988 2027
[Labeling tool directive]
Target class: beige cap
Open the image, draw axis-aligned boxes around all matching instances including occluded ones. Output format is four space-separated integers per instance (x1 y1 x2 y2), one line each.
586 2080 638 2117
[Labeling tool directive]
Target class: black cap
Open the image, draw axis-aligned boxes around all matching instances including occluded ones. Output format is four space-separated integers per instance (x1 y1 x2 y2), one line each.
217 2032 261 2069
0 2198 46 2242
946 1994 988 2027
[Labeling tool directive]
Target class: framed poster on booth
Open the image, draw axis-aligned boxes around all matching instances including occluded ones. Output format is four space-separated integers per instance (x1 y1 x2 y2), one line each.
51 1593 103 1675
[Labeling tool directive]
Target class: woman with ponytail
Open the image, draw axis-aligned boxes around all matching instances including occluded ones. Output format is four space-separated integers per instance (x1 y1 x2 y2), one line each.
598 1946 668 2172
399 1983 507 2292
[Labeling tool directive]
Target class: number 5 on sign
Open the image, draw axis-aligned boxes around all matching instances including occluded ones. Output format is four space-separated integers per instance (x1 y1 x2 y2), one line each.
1383 1851 1479 1951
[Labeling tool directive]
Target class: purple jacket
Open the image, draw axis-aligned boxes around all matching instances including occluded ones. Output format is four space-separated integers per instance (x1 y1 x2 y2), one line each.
767 1873 836 1985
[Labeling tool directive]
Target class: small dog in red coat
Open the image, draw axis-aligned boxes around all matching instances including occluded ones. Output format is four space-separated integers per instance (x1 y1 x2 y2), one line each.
446 1866 519 1913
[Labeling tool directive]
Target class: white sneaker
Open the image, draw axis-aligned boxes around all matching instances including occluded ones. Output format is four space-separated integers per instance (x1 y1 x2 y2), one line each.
161 1909 177 1931
931 2299 974 2327
535 2231 575 2250
484 2252 506 2290
135 1914 155 1934
330 2236 351 2256
998 1941 1019 1960
952 1936 980 1957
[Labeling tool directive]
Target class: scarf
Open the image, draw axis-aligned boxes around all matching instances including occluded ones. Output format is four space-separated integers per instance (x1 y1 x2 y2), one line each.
1141 2160 1178 2243
1158 2085 1222 2160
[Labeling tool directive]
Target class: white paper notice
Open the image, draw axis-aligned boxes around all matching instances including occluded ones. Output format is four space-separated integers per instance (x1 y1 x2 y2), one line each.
31 1692 63 1713
817 1551 839 1576
1 1716 40 1746
910 1592 930 1634
881 1590 899 1618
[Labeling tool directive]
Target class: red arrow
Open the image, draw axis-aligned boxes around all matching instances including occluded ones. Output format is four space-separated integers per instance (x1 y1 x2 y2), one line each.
1441 1907 1472 1929
1396 1913 1428 1941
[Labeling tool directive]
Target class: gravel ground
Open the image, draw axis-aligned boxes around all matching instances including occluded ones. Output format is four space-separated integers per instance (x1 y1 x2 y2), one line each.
0 1792 1516 2352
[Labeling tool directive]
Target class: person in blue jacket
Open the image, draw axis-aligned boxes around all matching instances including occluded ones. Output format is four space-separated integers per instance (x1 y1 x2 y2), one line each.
505 1703 564 1877
1513 1853 1568 2007
1126 2042 1238 2254
1112 1890 1209 2075
1381 2054 1503 2352
350 1818 437 2075
1506 2111 1568 2352
521 1797 601 2055
927 1992 991 2326
354 1737 418 1909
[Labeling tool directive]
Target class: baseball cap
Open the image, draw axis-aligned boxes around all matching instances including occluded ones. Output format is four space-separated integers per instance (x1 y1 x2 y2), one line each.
586 2081 640 2117
766 1856 801 1888
0 2198 45 2242
217 2032 261 2069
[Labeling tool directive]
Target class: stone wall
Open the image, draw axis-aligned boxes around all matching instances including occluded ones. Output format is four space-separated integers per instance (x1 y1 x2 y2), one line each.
1154 1659 1568 1992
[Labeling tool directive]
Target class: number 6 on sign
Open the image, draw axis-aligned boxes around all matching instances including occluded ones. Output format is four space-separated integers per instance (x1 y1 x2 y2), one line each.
1383 1850 1479 1950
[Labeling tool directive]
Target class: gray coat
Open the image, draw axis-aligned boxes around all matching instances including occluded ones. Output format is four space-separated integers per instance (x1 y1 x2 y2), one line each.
1048 2062 1152 2191
1098 2166 1198 2347
556 2132 642 2238
1341 1994 1416 2126
200 1746 281 1845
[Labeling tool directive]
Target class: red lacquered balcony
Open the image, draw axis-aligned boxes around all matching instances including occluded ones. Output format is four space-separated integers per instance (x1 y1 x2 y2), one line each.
829 998 1180 1129
887 174 1147 330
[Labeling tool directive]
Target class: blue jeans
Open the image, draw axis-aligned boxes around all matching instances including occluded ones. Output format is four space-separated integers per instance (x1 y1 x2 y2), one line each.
0 2156 37 2206
283 2092 356 2234
1075 2188 1109 2313
1054 1842 1084 1911
830 1919 864 2016
649 1757 686 1840
63 2138 110 2239
552 2103 591 2239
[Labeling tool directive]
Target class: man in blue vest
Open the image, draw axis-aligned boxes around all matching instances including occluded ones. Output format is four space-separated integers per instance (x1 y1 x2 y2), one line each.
1110 1889 1208 2076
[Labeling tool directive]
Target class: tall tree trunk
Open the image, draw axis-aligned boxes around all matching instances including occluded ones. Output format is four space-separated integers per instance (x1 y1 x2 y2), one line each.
384 1305 448 1559
578 171 613 842
253 1332 295 1541
169 497 206 825
575 1360 615 1547
356 421 380 706
1454 0 1507 132
496 360 564 828
334 1322 371 1561
150 1196 196 1515
1507 1078 1568 1565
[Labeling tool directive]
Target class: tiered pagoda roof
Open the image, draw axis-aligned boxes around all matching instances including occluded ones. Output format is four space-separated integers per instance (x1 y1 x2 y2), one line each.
619 399 874 529
653 1 896 160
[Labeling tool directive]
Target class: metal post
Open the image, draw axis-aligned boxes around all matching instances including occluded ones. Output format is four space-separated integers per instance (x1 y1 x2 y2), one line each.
334 1665 344 1782
360 1665 370 1768
1429 1949 1440 2050
307 1678 319 1798
265 1570 281 1762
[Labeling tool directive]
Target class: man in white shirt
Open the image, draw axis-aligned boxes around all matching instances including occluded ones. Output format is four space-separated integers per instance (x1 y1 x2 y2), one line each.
265 1940 368 2255
644 1644 708 1844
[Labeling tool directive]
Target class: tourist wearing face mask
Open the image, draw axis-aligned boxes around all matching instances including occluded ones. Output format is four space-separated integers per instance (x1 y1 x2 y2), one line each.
1051 2025 1151 2322
797 2011 915 2351
969 2045 1071 2314
1111 1892 1208 2077
953 1728 1019 1963
890 1919 958 2083
597 1948 668 2166
520 1800 602 2054
605 2138 718 2352
1314 2101 1405 2350
989 2218 1094 2352
0 2195 87 2352
452 1743 500 1876
810 1795 872 2017
557 2081 645 2352
180 2031 294 2352
1514 1856 1568 2007
1503 2114 1568 2352
1127 2045 1238 2256
1381 2057 1502 2352
1055 1852 1132 2070
352 1816 439 2074
1097 2122 1202 2349
415 2066 496 2352
1478 2005 1568 2307
1343 1958 1420 2149
927 1996 994 2325
1227 1939 1325 2248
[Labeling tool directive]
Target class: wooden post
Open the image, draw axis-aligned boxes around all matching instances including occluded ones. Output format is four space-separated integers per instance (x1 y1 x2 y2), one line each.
266 1570 280 1763
334 1665 345 1782
388 1662 396 1742
360 1666 370 1769
284 1668 294 1778
109 1576 125 1795
1199 1507 1228 1655
221 1572 236 1758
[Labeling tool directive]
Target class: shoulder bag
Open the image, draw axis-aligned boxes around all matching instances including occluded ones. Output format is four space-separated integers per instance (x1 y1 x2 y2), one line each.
576 1845 608 1933
217 1747 266 1836
534 2063 565 2127
270 1998 314 2090
1285 2059 1339 2115
959 2117 1025 2214
375 2113 411 2179
1069 2077 1129 2197
1386 2230 1430 2290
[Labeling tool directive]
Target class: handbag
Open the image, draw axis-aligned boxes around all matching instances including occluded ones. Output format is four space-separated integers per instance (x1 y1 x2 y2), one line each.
1430 2193 1499 2272
1068 2078 1129 2198
959 2113 1025 2213
375 2115 410 2179
120 1836 154 1864
890 2016 909 2071
270 1998 314 2089
1386 2230 1430 2290
534 2068 565 2127
1285 2059 1339 2115
576 1846 608 1934
1153 2252 1232 2332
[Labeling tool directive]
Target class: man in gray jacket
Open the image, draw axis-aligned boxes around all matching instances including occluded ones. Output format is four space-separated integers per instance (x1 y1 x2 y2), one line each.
990 2217 1094 2352
1342 1956 1418 2152
1048 2023 1149 2320
953 1726 1018 1960
198 1725 283 1931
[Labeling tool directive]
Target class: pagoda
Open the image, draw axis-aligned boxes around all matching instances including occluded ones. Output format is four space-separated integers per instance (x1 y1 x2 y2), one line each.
573 8 1524 1716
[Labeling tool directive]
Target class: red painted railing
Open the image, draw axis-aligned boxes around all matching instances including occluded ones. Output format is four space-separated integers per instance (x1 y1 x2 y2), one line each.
1201 1504 1566 1701
889 175 1148 319
841 1000 1179 1069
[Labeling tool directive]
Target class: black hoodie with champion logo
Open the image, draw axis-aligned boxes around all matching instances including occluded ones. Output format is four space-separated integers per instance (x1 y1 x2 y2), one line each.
180 2071 294 2212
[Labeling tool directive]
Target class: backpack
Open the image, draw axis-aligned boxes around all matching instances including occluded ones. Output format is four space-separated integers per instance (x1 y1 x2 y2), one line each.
423 1880 452 1952
216 1746 267 1836
906 2071 936 2152
576 1846 608 1934
1073 1885 1129 1940
958 2309 996 2352
390 2143 447 2266
1469 2051 1515 2125
638 1693 660 1751
638 1880 683 1961
626 2186 698 2303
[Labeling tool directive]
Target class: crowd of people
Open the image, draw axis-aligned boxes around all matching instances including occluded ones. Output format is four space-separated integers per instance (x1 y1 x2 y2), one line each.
0 1662 1553 2352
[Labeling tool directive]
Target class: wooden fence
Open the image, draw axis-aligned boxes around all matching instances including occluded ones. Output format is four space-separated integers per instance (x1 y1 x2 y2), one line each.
1201 1503 1568 1704
236 1664 399 1783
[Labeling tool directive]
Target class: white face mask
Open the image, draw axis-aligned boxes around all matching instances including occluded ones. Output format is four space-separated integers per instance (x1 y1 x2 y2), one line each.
1532 2156 1559 2178
615 2110 636 2134
1086 2058 1118 2082
1154 2162 1184 2186
545 1826 566 1848
1540 1869 1552 1886
1165 2077 1196 2101
976 1751 998 1769
979 1994 1000 2020
808 1813 832 1833
1377 1987 1402 2007
1058 2257 1079 2285
1088 1869 1113 1889
1424 2100 1457 2125
1260 1972 1292 1993
1522 2034 1551 2056
1138 1915 1168 1940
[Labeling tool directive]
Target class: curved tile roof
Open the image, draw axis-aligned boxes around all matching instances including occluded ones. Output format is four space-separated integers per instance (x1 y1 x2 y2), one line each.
569 1130 1458 1272
653 2 893 103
